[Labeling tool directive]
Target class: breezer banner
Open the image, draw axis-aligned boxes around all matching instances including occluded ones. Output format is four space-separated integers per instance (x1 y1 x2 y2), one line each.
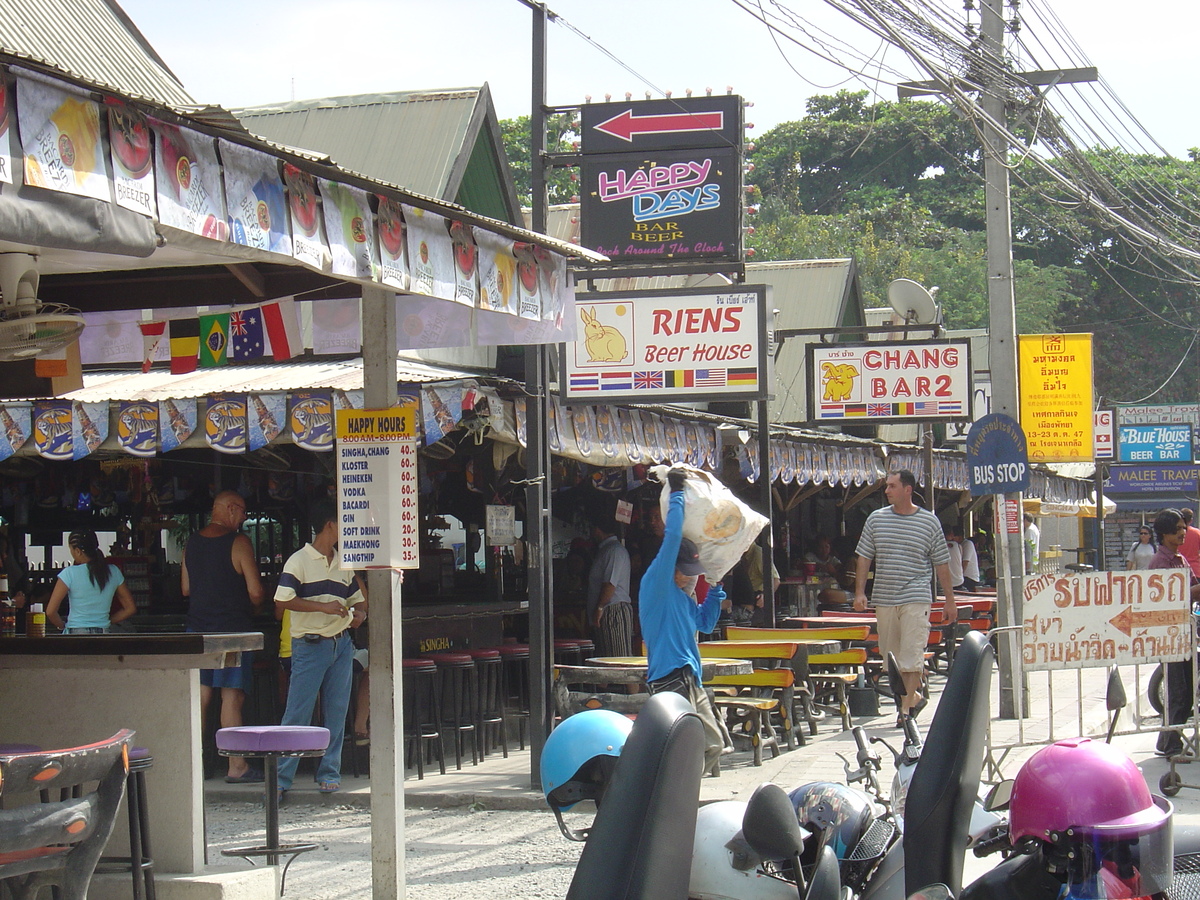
561 285 770 404
806 340 972 423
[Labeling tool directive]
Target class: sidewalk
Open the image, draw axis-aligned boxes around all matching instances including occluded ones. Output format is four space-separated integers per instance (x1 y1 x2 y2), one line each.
205 660 1139 812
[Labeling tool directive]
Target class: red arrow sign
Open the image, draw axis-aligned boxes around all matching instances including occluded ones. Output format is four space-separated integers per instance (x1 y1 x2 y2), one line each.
594 109 725 142
1108 606 1188 637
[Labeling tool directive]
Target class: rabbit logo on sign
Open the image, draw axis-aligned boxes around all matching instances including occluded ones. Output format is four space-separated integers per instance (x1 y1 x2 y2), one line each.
580 306 628 363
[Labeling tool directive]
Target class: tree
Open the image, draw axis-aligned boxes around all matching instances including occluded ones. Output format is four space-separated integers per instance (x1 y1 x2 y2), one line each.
499 113 578 207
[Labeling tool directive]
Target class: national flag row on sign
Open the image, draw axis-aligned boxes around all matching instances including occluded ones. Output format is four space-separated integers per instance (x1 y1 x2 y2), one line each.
139 298 303 375
819 399 964 418
569 367 758 392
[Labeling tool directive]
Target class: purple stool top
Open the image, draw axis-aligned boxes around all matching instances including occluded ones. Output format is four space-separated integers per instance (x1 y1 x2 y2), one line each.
216 725 330 754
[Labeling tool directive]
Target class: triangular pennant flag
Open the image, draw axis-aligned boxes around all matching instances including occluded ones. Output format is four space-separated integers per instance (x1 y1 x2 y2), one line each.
199 313 230 367
139 321 166 373
262 297 301 361
170 318 200 374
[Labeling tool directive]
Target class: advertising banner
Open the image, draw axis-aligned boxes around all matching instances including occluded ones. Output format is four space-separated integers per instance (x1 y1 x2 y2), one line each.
159 399 196 452
336 405 420 569
221 140 290 255
376 195 408 290
203 395 247 455
1118 423 1192 463
0 402 30 462
808 340 971 422
72 401 108 460
283 163 328 270
32 401 73 460
0 77 11 184
562 285 769 404
289 391 333 451
1018 333 1094 462
404 205 455 302
17 74 108 201
1106 464 1200 495
581 147 740 264
320 179 376 281
107 102 154 216
116 401 158 457
1116 403 1200 450
1022 570 1192 670
248 393 286 451
152 120 227 239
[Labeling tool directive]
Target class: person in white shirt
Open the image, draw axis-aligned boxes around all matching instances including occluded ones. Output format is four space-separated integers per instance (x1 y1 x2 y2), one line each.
1126 526 1156 570
1023 514 1040 573
952 525 980 591
943 525 964 591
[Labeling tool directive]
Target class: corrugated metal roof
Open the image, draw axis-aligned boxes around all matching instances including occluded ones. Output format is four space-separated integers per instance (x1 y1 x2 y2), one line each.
55 358 482 403
0 0 193 107
236 89 481 203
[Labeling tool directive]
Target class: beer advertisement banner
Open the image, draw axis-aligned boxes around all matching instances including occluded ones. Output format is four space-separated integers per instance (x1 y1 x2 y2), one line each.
476 303 575 348
376 195 408 290
394 295 474 352
107 102 155 217
563 285 770 405
808 340 972 423
152 120 227 239
32 401 73 460
204 395 248 455
17 73 108 201
79 311 143 366
404 205 456 302
476 230 520 316
159 399 196 452
248 393 286 451
283 163 328 270
320 179 376 281
72 402 108 460
1018 333 1094 463
220 140 290 255
289 391 334 452
422 384 462 445
448 220 478 307
0 77 11 184
116 401 158 458
0 402 31 462
310 298 361 356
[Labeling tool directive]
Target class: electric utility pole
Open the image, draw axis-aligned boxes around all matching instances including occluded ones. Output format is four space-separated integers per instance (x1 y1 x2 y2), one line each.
900 0 1095 718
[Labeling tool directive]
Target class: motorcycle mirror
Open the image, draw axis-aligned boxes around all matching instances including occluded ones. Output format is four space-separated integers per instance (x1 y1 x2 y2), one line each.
982 779 1014 812
1106 665 1127 712
906 886 953 900
743 782 807 862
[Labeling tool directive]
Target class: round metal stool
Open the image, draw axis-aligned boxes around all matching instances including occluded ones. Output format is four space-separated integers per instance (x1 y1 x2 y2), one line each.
465 649 508 759
494 644 530 749
402 658 445 778
425 652 480 770
215 725 329 893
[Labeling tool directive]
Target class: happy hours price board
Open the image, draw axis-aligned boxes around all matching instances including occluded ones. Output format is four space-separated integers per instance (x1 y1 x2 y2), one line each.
1022 569 1191 670
335 405 419 570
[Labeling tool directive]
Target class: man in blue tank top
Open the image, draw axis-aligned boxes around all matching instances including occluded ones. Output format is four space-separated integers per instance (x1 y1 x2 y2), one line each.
182 490 265 782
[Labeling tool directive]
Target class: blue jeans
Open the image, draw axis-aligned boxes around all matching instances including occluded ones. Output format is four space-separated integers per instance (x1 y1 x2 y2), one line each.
276 630 353 790
64 626 107 634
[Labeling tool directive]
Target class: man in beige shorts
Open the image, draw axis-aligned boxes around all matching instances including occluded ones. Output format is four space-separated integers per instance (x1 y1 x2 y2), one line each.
854 470 957 722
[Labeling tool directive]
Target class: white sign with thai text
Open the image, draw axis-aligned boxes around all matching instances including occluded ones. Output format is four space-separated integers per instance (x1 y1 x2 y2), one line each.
1022 570 1192 670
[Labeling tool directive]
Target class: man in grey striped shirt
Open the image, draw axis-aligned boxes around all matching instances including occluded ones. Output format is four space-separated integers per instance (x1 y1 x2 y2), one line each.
854 469 957 720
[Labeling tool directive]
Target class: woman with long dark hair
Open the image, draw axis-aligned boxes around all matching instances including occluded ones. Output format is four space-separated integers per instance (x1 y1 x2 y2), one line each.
46 530 137 633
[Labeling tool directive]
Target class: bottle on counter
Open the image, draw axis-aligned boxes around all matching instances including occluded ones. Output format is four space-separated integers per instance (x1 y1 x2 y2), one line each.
0 574 13 637
27 603 45 638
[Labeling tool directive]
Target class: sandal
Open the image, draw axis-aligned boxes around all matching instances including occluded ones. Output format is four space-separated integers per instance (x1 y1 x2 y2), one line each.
317 781 340 793
225 766 264 784
354 732 370 747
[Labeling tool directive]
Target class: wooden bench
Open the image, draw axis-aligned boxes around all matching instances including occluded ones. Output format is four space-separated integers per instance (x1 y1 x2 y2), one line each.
707 668 794 765
699 642 801 750
803 647 869 732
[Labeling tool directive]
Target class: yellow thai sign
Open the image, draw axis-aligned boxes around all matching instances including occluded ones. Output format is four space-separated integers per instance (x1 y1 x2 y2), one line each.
1018 333 1094 462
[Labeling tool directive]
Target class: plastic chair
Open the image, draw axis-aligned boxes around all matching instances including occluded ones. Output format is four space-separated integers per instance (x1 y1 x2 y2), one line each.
0 730 133 900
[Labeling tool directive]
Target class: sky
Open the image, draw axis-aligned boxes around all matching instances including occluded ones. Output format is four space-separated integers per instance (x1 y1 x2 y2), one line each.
116 0 1199 159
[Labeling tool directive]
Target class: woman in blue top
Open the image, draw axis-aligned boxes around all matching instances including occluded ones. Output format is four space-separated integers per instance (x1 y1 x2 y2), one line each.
46 530 136 634
638 468 727 775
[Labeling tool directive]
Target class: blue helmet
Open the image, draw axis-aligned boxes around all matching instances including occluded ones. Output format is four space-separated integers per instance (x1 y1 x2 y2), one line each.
541 709 632 839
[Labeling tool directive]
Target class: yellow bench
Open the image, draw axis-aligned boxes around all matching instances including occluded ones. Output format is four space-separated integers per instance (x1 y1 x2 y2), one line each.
708 667 795 765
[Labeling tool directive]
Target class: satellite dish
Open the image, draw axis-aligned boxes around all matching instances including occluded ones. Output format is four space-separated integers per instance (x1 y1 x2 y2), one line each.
887 279 940 325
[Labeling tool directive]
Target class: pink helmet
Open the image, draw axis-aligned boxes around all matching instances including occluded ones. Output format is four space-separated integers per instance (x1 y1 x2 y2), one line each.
1011 738 1165 841
1010 739 1173 899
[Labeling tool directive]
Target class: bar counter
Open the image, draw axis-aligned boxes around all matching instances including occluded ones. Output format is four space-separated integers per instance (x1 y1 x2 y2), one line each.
0 632 262 880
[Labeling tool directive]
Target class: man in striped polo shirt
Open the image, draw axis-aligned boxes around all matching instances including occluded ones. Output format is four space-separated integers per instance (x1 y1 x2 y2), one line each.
854 469 956 722
274 500 366 796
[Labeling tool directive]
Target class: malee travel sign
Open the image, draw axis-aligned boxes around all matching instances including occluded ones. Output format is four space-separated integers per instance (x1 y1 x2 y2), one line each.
335 405 419 570
561 285 770 404
1018 333 1094 462
806 340 972 423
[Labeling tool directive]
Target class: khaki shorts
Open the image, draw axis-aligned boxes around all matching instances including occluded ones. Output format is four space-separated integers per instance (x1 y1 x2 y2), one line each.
876 602 932 673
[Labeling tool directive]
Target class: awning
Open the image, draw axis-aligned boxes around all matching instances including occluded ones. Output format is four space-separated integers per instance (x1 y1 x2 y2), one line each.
1024 493 1116 519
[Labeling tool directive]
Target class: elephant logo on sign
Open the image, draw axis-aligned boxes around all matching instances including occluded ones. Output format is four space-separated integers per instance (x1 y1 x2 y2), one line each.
821 362 860 402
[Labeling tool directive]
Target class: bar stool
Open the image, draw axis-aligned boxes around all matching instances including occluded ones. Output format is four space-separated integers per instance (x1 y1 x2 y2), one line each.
494 644 530 749
402 658 445 779
574 638 596 660
425 653 479 770
553 639 583 666
215 725 329 893
96 746 156 900
465 649 508 759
